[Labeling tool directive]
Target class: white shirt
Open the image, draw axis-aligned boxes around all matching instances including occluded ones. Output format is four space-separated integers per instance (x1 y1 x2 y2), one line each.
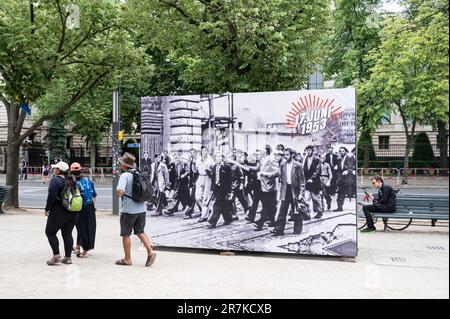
195 156 214 176
341 155 347 170
306 156 313 170
286 161 293 185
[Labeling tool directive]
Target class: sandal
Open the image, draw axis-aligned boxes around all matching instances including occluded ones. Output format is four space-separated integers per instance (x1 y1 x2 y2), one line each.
46 255 61 266
72 246 80 255
145 253 157 267
115 259 132 266
76 251 90 258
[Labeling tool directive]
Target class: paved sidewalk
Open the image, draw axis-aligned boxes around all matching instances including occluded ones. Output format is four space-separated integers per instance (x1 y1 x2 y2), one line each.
0 209 448 299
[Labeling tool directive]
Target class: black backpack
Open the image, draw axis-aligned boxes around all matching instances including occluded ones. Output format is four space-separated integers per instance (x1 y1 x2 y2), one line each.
124 170 153 202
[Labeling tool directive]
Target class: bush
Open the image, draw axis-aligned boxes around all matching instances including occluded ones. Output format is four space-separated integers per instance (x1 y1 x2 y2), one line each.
412 133 437 168
357 132 377 163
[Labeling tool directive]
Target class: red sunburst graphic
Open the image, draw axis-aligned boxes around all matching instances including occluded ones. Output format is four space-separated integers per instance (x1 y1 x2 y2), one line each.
285 94 344 129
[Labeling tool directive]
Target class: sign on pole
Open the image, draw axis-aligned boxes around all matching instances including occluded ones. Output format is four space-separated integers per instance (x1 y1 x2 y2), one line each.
112 90 120 215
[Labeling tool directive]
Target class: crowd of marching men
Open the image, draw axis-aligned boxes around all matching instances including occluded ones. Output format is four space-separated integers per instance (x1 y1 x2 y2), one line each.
141 143 356 236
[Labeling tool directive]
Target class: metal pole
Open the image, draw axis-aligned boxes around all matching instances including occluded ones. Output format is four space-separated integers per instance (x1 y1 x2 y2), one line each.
209 94 215 154
231 93 235 150
112 90 120 215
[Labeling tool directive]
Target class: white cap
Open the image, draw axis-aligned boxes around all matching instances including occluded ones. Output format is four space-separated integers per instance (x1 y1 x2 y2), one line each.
51 161 69 172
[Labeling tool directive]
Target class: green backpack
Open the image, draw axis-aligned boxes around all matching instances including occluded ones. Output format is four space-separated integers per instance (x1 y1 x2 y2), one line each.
62 186 83 212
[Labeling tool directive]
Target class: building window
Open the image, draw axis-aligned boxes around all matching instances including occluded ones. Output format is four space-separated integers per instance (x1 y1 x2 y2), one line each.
379 136 390 149
66 136 72 149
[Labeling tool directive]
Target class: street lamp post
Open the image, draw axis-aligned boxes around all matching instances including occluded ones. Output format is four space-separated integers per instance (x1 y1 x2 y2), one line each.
112 90 120 215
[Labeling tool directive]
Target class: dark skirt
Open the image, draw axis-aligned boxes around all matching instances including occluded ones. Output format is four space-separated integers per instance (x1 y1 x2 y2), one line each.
76 203 96 251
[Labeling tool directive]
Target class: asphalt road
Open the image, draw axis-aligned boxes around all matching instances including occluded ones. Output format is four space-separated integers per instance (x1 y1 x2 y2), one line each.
18 181 113 209
15 180 450 210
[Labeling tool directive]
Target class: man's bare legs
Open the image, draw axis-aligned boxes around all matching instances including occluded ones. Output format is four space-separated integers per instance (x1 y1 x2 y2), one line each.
121 236 132 265
137 232 154 256
117 233 155 266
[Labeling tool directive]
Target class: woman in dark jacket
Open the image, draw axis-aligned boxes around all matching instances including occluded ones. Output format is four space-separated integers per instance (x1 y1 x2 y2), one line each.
70 162 97 258
45 161 79 265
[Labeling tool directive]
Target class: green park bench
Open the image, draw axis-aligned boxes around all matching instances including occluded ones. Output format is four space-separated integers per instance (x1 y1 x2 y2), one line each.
0 185 12 214
359 194 449 231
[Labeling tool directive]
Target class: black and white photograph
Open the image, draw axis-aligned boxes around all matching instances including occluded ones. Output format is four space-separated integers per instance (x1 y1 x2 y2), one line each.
141 88 357 257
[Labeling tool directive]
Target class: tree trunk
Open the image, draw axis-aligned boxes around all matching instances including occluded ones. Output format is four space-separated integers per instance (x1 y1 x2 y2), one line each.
398 105 416 184
4 99 22 208
5 142 20 208
363 142 369 171
403 119 417 171
90 143 96 169
437 120 448 168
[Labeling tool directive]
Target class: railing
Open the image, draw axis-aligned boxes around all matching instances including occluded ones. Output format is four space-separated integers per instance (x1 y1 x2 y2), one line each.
358 167 449 186
89 167 113 183
358 143 449 158
18 166 112 183
18 166 449 186
18 167 45 181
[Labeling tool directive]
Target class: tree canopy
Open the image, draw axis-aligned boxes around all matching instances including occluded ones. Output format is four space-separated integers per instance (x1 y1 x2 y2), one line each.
127 0 330 94
0 0 149 206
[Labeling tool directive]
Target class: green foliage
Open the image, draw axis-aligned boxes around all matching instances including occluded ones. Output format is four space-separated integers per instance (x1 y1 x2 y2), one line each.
353 0 448 169
127 0 330 94
412 132 437 167
46 118 68 161
357 132 376 162
324 0 381 87
0 0 148 140
363 0 449 126
324 0 382 137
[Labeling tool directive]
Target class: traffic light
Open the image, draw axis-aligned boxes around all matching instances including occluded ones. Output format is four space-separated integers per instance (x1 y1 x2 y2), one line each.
118 130 123 141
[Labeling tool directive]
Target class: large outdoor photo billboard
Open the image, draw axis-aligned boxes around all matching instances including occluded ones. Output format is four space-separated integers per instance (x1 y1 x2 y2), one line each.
141 88 357 257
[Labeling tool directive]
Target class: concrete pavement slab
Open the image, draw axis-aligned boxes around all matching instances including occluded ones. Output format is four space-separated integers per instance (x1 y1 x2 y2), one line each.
0 209 448 299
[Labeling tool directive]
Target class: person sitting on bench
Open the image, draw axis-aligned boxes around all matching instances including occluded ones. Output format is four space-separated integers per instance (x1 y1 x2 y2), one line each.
361 175 397 233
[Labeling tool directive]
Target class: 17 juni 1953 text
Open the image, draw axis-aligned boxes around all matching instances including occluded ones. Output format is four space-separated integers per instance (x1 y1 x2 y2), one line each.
177 303 272 316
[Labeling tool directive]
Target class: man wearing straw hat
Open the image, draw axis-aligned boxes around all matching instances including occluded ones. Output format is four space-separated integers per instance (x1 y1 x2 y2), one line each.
115 152 156 267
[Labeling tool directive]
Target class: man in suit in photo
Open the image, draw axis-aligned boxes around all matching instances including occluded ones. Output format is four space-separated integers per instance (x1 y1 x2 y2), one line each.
272 148 306 236
334 146 357 212
151 154 170 216
141 151 152 177
325 146 339 196
183 149 201 219
303 145 323 219
227 149 249 221
207 152 233 228
164 154 190 216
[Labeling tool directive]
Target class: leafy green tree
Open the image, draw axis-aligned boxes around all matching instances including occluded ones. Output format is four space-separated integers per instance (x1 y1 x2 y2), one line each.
128 0 330 94
66 62 154 169
0 0 146 207
324 0 381 87
360 0 448 171
66 90 111 168
357 131 376 167
46 117 68 162
323 0 382 169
